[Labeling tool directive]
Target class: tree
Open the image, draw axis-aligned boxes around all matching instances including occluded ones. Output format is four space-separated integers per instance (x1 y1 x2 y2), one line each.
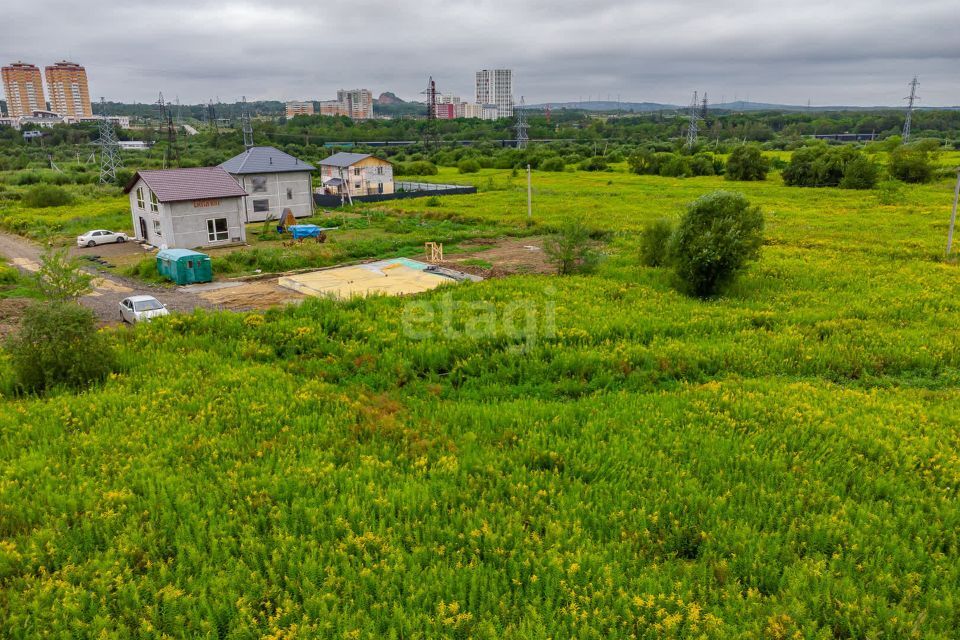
544 221 600 275
6 302 116 394
670 191 764 297
725 145 770 181
33 249 93 302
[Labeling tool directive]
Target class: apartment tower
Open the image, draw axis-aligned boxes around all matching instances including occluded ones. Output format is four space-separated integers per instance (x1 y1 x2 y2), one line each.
2 62 45 117
336 89 373 120
45 61 92 119
475 69 513 119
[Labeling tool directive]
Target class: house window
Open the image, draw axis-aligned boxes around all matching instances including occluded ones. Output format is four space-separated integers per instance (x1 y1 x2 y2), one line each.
355 182 361 190
353 168 361 176
149 191 159 212
376 166 383 175
207 218 229 242
251 177 267 193
286 188 293 200
152 219 162 236
136 187 145 209
253 199 270 213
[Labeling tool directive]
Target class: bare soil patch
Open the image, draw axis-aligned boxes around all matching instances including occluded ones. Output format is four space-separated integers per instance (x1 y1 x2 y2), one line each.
194 281 306 311
438 236 555 276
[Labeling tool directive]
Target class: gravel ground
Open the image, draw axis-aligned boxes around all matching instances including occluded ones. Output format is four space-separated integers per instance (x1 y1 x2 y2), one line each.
0 231 215 324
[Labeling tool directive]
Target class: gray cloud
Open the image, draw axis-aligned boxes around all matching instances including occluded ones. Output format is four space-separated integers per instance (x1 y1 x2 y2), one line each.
2 0 958 106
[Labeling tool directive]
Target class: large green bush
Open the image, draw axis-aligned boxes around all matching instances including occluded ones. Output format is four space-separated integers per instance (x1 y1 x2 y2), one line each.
889 143 937 183
578 156 608 172
670 191 764 297
783 145 878 188
457 159 481 174
394 161 438 177
840 156 880 189
540 157 566 172
725 145 770 181
6 301 116 394
22 184 74 208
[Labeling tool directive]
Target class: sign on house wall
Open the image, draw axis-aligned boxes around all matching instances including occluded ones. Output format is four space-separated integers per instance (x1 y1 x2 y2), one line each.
193 199 222 208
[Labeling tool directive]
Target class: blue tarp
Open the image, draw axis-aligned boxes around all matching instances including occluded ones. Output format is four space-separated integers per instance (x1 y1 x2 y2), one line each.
288 224 322 239
288 224 338 240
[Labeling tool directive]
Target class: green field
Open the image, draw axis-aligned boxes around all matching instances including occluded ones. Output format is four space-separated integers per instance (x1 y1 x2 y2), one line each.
1 162 960 638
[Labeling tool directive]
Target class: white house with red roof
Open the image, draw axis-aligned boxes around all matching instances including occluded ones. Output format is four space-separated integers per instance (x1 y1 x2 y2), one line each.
124 167 249 249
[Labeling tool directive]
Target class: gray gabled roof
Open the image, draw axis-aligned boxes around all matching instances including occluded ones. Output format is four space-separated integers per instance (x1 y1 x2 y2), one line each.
319 152 374 168
219 146 315 175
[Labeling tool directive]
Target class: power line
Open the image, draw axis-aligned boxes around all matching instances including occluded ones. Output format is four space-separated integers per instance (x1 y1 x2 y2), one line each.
902 76 920 143
686 91 700 149
515 96 529 150
241 96 254 149
97 97 123 184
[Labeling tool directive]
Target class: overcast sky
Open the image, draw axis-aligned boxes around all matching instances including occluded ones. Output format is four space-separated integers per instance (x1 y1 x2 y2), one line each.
2 0 958 107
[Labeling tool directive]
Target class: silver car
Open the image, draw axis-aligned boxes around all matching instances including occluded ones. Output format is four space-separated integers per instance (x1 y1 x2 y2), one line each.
119 295 169 324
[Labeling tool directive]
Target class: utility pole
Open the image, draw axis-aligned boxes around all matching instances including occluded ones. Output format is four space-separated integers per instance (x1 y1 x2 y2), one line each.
903 76 920 143
527 164 532 219
947 168 960 256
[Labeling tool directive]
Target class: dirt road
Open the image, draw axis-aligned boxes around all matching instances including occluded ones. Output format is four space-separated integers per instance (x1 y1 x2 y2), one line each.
0 232 214 324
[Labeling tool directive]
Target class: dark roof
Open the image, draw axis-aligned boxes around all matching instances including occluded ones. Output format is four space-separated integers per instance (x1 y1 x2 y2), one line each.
124 167 248 203
219 146 315 175
319 152 378 168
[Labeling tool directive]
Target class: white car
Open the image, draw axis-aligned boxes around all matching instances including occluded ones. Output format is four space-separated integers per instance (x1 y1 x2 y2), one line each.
77 230 129 247
119 295 169 324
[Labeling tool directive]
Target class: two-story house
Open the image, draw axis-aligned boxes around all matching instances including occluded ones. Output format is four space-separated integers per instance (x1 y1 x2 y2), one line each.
319 152 394 198
219 146 316 223
124 167 248 249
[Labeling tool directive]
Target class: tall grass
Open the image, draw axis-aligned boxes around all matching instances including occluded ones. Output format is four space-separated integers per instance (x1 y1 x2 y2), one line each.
1 163 960 636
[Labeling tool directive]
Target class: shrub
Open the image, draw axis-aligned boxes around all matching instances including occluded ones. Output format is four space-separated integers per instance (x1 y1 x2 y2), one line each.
889 144 935 183
6 301 116 394
540 157 566 172
659 155 692 178
578 156 608 172
22 184 73 208
840 156 880 189
689 154 718 177
782 145 872 188
33 249 93 301
640 219 674 267
876 180 905 205
670 191 764 297
457 159 481 174
544 221 601 275
395 161 438 177
725 145 770 181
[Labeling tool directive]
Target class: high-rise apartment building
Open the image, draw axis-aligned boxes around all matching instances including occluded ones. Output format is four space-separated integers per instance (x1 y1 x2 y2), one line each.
475 69 513 119
319 89 374 120
285 100 315 117
2 62 46 118
336 89 373 119
45 61 92 119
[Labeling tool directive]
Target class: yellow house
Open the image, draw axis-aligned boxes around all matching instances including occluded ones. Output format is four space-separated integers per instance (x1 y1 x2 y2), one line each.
318 152 394 197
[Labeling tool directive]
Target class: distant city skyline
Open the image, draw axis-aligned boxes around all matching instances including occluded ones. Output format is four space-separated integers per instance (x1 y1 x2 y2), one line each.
2 0 958 108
